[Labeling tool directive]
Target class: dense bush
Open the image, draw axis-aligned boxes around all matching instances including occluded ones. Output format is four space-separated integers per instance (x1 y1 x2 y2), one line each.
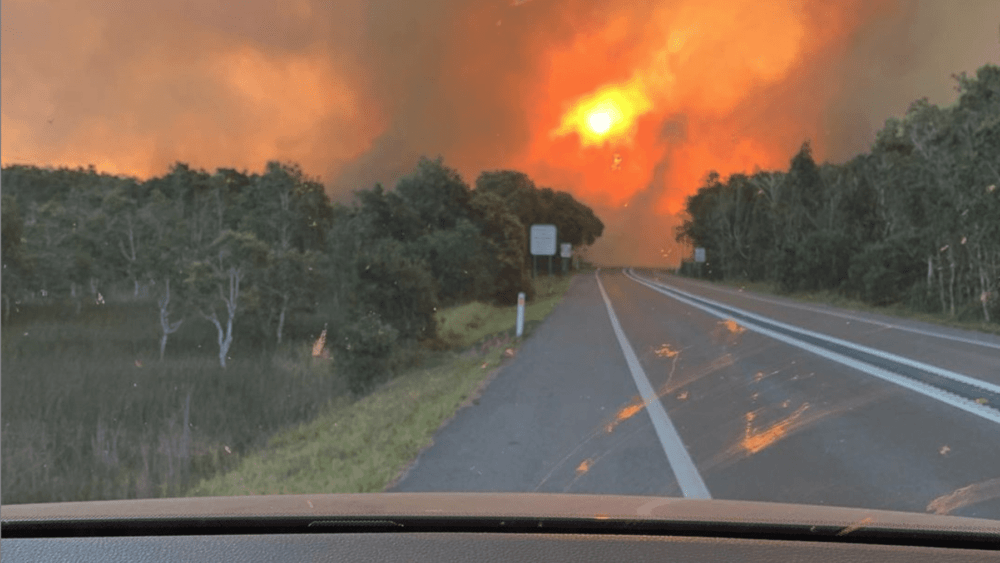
354 238 439 343
847 238 923 305
335 312 400 395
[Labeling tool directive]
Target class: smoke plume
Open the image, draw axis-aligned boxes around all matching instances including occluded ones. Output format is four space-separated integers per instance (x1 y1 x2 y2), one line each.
3 0 998 266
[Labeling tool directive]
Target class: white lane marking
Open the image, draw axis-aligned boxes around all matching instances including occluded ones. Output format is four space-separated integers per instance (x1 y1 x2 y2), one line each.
624 269 1000 426
595 269 711 499
644 271 1000 351
628 269 1000 397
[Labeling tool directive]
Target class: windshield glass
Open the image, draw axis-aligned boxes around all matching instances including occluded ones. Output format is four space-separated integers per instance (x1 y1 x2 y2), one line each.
3 0 1000 522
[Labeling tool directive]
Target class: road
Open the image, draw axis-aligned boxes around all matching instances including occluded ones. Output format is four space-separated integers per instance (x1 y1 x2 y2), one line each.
390 269 1000 520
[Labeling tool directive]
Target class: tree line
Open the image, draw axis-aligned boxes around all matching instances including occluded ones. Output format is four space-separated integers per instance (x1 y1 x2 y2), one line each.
677 64 999 324
1 156 603 390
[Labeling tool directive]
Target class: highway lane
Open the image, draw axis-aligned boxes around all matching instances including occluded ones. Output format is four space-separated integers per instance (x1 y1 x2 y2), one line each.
634 268 1000 385
623 269 1000 423
391 272 680 496
392 269 1000 520
605 269 1000 518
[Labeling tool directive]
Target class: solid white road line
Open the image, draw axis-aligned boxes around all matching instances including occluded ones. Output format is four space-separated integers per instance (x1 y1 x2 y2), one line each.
625 269 1000 426
644 270 1000 351
594 269 712 499
629 269 1000 398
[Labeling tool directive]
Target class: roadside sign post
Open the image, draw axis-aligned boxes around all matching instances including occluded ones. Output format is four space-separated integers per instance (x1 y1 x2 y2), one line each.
560 243 572 274
530 224 558 279
694 247 706 279
515 292 525 337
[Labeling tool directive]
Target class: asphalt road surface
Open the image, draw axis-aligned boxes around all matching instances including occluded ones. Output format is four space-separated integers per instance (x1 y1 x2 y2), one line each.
391 269 1000 520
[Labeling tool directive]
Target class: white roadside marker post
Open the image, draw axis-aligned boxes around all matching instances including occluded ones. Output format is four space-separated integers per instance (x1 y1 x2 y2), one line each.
516 292 526 338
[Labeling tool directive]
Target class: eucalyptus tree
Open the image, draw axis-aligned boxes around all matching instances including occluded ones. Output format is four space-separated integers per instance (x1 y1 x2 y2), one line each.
139 185 191 360
184 231 269 368
101 179 153 297
237 161 334 345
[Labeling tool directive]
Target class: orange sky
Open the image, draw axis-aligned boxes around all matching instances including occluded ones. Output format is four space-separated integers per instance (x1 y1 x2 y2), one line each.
3 0 999 265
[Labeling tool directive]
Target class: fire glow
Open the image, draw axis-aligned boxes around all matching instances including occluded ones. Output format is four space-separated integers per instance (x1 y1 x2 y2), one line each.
552 80 651 147
2 0 947 266
523 0 902 222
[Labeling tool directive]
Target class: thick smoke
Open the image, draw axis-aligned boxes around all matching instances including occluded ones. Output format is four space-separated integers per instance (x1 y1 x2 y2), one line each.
1 0 374 178
3 0 998 266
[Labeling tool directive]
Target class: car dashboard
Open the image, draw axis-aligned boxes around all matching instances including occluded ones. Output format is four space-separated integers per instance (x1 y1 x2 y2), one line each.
3 493 999 562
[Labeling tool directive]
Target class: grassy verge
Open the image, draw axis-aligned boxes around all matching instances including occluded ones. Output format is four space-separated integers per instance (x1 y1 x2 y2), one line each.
683 275 1000 337
437 274 574 349
185 273 577 496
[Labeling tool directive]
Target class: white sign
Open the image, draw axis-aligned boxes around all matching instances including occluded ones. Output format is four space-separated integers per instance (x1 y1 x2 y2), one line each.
560 243 572 258
694 247 706 263
530 224 557 256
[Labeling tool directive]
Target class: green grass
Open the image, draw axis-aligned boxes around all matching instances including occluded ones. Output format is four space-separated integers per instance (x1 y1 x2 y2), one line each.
694 276 1000 337
185 273 577 497
185 347 506 496
437 275 574 349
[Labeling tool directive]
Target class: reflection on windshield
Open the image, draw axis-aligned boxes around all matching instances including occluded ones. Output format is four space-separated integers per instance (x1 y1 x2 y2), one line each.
2 0 1000 521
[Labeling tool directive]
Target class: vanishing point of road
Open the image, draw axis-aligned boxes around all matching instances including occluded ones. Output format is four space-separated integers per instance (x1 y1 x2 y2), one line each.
391 269 1000 520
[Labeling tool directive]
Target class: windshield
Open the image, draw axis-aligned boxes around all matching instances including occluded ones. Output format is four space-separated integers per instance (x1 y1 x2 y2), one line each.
3 0 1000 522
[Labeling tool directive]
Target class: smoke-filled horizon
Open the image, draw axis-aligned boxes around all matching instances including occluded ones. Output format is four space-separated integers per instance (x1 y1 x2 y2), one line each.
3 0 998 266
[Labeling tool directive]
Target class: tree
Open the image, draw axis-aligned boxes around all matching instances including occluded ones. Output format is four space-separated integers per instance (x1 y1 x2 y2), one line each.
353 237 438 343
185 231 269 368
258 248 321 345
786 141 824 232
553 191 605 246
395 156 473 234
353 183 422 242
475 170 540 224
1 194 28 320
156 277 185 361
475 170 604 266
142 186 190 360
158 163 232 252
234 161 336 345
24 198 75 303
412 219 489 305
335 310 400 395
102 180 151 296
470 190 533 304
